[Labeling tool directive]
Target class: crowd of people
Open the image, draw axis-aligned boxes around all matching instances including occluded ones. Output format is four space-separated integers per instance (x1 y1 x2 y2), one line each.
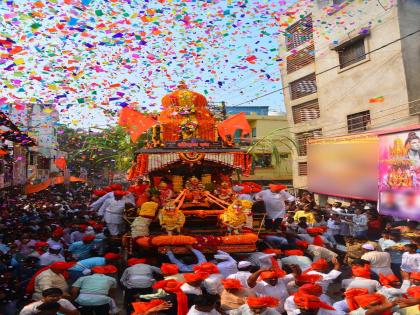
0 182 418 315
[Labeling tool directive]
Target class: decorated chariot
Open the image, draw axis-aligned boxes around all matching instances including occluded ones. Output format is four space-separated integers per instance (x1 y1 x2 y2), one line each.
122 82 261 254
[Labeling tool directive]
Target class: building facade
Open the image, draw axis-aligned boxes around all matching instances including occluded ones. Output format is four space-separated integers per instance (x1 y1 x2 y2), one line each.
278 0 420 189
227 107 293 183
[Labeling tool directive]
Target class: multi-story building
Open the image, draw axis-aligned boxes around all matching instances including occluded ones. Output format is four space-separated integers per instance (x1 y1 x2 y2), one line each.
226 106 293 184
7 103 65 182
278 0 420 190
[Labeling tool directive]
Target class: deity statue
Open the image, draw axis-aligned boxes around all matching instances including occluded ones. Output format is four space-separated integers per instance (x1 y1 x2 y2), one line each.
158 202 186 235
158 182 174 205
215 181 233 202
220 200 247 234
241 200 254 230
185 176 207 205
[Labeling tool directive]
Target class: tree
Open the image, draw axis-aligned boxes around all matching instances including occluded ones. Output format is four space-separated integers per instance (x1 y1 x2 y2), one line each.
57 126 146 182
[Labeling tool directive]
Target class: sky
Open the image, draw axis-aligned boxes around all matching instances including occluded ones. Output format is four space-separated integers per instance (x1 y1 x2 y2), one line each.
0 0 301 129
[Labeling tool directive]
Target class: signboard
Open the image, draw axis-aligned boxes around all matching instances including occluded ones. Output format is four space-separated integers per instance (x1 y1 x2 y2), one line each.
165 139 223 149
308 134 378 200
378 127 420 220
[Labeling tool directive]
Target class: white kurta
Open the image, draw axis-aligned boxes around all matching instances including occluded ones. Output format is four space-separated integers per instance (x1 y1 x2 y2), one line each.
39 252 65 266
203 274 224 295
90 191 114 212
227 271 252 288
104 199 126 235
284 294 334 315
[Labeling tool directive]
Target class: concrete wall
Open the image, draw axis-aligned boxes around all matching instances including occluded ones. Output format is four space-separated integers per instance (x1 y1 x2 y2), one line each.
398 0 420 114
243 114 293 182
278 0 419 189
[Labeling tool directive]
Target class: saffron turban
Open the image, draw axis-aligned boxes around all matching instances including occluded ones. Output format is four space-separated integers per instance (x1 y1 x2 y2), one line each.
311 258 329 271
132 299 165 314
222 279 243 289
298 283 323 296
352 265 371 279
127 258 146 267
193 262 219 274
183 273 208 283
263 248 282 255
161 263 179 275
379 273 400 287
407 286 420 298
296 274 323 284
114 190 128 197
269 184 287 191
104 253 121 260
294 293 335 311
284 249 304 256
50 261 76 270
82 235 95 242
92 265 117 274
410 272 420 281
247 296 279 308
296 240 309 248
306 227 324 235
110 184 123 191
345 288 369 311
354 293 386 309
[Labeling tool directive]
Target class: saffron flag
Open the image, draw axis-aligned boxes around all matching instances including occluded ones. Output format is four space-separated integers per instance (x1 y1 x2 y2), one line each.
118 107 156 142
369 96 384 103
217 112 251 142
54 156 67 170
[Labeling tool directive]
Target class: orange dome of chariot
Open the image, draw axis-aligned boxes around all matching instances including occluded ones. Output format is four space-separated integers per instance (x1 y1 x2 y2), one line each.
161 81 208 109
158 82 216 142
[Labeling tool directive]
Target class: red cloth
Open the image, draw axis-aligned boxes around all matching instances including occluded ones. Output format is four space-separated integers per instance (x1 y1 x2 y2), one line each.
247 296 279 308
296 274 323 284
82 235 95 242
354 293 386 308
50 262 76 270
296 240 309 248
110 184 123 191
92 265 117 274
132 299 165 314
161 263 179 275
407 286 420 298
153 280 188 315
293 292 335 311
114 190 128 197
379 273 399 287
284 250 304 256
127 258 146 267
310 259 329 271
345 288 369 311
410 272 420 281
93 189 107 197
217 112 251 142
298 283 323 296
184 273 208 283
193 262 219 274
54 157 67 170
269 184 287 191
118 107 156 142
222 279 242 289
104 253 121 260
352 265 371 279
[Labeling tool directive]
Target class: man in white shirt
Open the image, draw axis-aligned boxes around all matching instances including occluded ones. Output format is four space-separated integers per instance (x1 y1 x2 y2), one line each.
360 243 393 275
39 245 65 267
401 243 420 273
214 250 238 278
248 269 297 313
181 273 206 296
20 288 79 315
345 208 368 239
255 184 294 230
103 191 128 236
304 258 342 293
227 261 253 288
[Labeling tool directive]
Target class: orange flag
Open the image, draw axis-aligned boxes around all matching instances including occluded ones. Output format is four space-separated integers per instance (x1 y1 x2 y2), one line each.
217 112 251 142
54 156 67 170
118 107 156 142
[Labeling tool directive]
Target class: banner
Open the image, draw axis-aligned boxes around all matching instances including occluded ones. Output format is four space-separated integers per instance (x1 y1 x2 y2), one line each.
378 127 420 220
308 134 378 200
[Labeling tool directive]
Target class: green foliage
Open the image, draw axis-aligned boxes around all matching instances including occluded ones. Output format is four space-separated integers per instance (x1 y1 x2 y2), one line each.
58 126 145 174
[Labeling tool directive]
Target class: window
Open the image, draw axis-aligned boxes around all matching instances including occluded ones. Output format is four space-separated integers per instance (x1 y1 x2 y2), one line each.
298 162 308 176
286 15 313 51
347 110 371 133
296 129 322 156
287 44 315 74
292 99 320 124
338 38 366 68
254 154 272 168
290 73 317 100
252 128 257 138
